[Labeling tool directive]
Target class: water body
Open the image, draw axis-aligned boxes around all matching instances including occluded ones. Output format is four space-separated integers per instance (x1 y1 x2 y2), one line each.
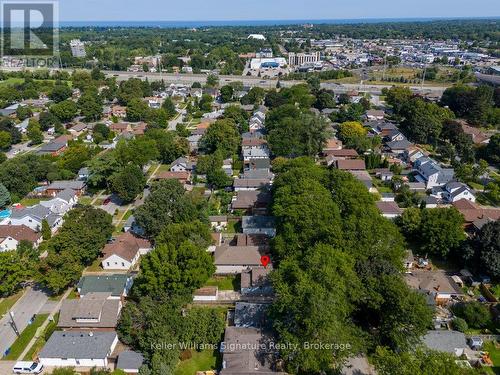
58 17 498 28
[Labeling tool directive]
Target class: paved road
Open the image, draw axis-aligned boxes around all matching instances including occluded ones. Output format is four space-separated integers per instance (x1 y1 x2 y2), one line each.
0 287 48 357
0 66 450 94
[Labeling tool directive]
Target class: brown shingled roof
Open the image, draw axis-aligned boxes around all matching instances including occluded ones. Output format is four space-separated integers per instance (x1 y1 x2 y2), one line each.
0 225 41 243
102 232 152 263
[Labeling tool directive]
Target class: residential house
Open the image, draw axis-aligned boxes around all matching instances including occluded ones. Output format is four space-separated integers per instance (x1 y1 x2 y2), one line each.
233 178 270 192
76 274 133 300
37 141 67 156
153 171 191 185
405 270 464 304
214 245 265 274
452 199 500 226
58 292 121 330
231 191 271 215
242 138 270 164
9 205 63 232
170 157 195 172
324 148 359 159
220 327 285 375
404 147 425 165
322 138 343 155
0 225 42 252
38 189 78 215
414 157 454 189
376 201 403 219
461 123 490 145
385 129 406 143
245 157 270 173
42 180 86 197
222 158 233 176
116 351 144 374
385 139 413 155
375 168 394 182
334 159 366 171
78 167 90 181
422 331 467 357
101 232 152 271
209 216 228 231
432 181 476 203
241 266 273 297
234 302 269 328
349 170 374 191
111 105 127 118
68 122 87 137
242 216 276 237
365 109 385 121
39 331 118 368
187 133 203 153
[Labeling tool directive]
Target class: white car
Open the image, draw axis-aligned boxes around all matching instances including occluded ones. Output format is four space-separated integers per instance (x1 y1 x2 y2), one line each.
12 361 44 374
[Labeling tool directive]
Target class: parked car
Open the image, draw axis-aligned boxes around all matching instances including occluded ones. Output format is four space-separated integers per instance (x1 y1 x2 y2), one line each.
12 361 44 374
103 197 112 205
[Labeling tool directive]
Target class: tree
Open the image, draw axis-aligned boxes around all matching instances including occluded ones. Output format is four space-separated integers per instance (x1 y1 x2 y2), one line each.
133 240 215 297
110 165 146 203
200 119 240 157
0 130 12 150
419 208 466 258
205 74 219 87
463 220 500 279
161 97 177 119
49 84 72 103
314 90 335 110
134 179 200 238
145 129 187 164
400 97 453 144
50 99 78 122
115 137 159 168
0 251 30 297
219 85 234 103
38 111 60 131
126 98 149 121
451 317 468 332
338 121 367 147
27 118 44 145
373 347 476 375
0 182 10 207
41 219 51 240
16 106 33 121
78 91 103 121
484 134 500 166
199 94 213 112
268 114 328 158
452 301 491 329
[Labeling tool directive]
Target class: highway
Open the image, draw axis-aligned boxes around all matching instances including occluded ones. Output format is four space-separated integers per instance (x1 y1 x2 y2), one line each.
0 66 450 95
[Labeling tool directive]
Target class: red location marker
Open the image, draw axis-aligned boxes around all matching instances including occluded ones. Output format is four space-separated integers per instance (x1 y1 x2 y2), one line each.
260 255 271 268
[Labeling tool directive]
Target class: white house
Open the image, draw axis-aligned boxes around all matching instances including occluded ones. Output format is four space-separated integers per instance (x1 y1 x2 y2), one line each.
414 156 454 189
39 331 118 368
39 189 78 215
170 157 195 173
9 205 63 233
101 232 152 271
0 224 42 252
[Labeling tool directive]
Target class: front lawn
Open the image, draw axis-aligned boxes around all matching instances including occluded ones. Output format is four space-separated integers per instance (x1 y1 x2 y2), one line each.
0 291 23 317
3 314 48 360
174 349 221 375
484 341 500 375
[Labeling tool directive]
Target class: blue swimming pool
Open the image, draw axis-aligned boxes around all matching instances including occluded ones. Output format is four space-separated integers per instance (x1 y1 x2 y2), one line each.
0 209 11 219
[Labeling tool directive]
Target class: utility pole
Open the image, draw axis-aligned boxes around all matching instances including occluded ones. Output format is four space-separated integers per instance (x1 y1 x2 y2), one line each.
9 311 20 337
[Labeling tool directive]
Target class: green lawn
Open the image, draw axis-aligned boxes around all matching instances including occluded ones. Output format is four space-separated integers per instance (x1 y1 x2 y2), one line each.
225 220 241 234
205 275 240 291
0 78 25 87
158 164 172 172
3 314 49 360
23 313 59 361
484 341 500 375
0 291 23 317
174 349 221 375
78 196 93 205
18 197 45 206
85 258 103 272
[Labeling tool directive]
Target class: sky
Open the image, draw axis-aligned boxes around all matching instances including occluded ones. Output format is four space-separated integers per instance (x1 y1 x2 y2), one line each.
60 0 499 22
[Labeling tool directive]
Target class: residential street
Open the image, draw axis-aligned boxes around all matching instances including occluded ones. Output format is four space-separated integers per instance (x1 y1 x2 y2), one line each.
0 287 49 357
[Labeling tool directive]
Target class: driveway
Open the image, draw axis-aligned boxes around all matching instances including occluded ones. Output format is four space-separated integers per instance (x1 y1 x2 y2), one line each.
0 287 48 357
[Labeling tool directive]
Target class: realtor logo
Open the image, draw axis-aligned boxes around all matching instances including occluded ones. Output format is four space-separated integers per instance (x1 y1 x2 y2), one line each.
1 0 58 64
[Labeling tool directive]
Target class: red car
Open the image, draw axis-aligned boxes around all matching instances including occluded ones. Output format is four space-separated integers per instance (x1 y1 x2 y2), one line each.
103 197 112 205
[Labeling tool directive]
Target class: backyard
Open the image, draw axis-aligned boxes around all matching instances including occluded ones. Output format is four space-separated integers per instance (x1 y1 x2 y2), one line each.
174 349 221 375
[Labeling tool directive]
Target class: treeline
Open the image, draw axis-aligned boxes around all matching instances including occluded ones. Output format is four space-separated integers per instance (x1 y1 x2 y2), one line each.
117 179 222 374
284 69 353 81
268 158 433 373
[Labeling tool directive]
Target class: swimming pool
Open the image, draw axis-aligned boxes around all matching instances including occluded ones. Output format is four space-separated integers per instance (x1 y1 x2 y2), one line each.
0 209 11 219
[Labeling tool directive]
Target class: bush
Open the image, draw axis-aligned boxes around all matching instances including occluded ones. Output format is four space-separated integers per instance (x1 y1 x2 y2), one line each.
452 302 491 329
451 317 468 332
